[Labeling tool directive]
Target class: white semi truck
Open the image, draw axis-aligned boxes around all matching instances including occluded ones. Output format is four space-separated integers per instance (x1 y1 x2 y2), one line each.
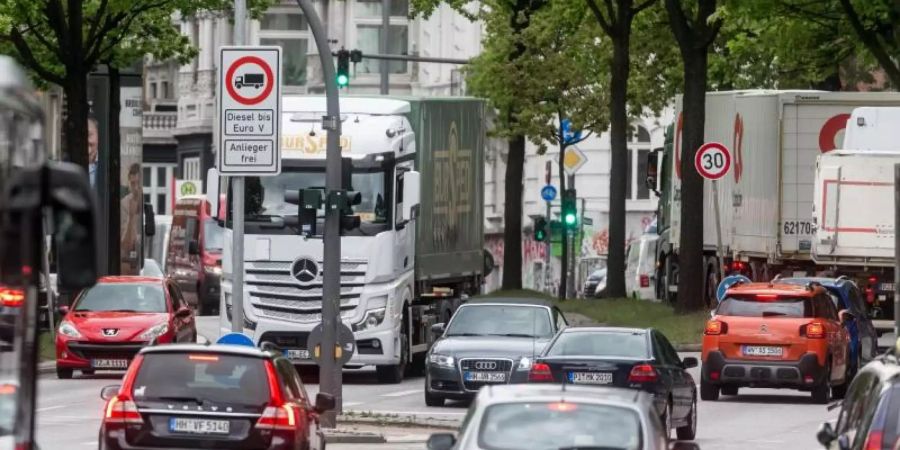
649 91 900 307
218 96 488 383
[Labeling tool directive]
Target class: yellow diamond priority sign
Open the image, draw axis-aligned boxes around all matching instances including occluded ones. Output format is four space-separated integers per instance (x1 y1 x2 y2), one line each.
563 146 588 175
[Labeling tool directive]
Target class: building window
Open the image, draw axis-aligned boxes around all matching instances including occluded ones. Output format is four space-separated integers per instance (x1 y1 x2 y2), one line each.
161 81 169 99
626 125 652 201
143 163 176 215
352 0 409 75
183 157 201 181
354 0 409 17
150 83 157 99
258 9 310 87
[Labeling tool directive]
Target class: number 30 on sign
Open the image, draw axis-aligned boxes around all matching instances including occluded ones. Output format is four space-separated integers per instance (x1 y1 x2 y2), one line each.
694 142 731 180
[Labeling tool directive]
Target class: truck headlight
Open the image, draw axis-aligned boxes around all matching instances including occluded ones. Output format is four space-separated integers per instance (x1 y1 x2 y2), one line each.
139 323 169 341
58 320 82 338
353 308 386 332
429 353 455 368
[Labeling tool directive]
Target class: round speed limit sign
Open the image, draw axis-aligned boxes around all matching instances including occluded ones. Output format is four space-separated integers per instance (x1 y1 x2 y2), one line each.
694 142 732 180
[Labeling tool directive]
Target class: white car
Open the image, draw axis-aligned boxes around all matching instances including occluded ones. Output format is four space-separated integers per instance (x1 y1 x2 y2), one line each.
625 234 659 300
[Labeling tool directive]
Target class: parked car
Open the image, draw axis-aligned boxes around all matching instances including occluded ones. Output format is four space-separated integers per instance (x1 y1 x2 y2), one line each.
165 196 224 316
530 327 697 440
817 339 900 450
424 298 568 406
425 384 699 450
781 277 880 379
583 268 607 298
98 342 334 450
701 282 852 403
55 276 197 379
626 233 659 300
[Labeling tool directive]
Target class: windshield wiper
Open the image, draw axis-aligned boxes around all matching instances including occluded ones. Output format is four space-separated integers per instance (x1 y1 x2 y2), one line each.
154 395 206 405
109 309 137 313
489 333 537 338
446 333 484 337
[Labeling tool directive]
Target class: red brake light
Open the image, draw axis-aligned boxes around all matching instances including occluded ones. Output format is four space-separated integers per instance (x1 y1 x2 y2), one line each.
188 354 219 362
0 287 25 307
755 294 779 300
863 430 882 450
705 320 726 335
804 322 826 339
640 275 650 288
546 402 578 412
628 364 658 383
868 275 878 285
528 363 554 382
256 404 299 431
103 395 143 424
730 261 746 272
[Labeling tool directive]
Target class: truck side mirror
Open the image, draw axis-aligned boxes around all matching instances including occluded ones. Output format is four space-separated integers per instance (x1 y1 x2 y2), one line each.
401 171 421 223
143 203 155 237
645 150 659 195
206 168 220 219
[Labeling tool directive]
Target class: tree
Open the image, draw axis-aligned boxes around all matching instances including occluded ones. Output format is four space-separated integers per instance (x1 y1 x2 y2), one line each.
836 0 900 88
0 0 269 171
582 0 656 298
665 0 721 313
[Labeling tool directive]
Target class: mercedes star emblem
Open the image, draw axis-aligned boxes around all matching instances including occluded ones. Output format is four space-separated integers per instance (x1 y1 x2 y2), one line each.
291 257 320 285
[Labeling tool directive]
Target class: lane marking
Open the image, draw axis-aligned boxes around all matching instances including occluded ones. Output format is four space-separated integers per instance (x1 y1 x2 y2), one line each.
381 389 422 398
37 405 68 413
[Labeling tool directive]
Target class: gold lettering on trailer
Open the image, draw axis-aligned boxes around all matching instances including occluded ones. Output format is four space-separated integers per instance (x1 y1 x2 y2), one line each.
282 134 351 154
433 122 472 251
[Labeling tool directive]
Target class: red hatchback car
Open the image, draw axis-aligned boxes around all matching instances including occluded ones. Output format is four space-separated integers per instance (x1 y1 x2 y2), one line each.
56 276 196 379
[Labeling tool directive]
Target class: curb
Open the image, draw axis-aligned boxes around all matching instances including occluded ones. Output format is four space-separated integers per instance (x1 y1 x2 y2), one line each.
324 430 386 444
38 361 55 375
338 415 461 430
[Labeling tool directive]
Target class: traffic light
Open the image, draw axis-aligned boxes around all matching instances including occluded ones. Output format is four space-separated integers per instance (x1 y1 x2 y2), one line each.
533 217 548 242
336 49 350 87
562 188 577 229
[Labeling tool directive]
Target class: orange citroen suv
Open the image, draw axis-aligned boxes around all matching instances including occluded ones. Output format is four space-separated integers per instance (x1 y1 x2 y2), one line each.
701 282 851 404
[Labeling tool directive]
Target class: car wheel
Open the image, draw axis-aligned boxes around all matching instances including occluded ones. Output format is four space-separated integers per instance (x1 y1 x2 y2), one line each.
376 328 408 384
811 368 831 404
425 389 445 407
56 367 73 379
700 379 719 401
676 394 698 441
721 385 738 396
663 400 673 441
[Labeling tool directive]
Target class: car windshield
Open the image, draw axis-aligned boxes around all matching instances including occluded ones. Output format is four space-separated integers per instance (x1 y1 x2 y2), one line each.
717 296 811 318
478 402 642 450
131 353 270 407
74 283 166 313
203 219 224 251
546 331 650 359
0 384 14 436
445 305 553 338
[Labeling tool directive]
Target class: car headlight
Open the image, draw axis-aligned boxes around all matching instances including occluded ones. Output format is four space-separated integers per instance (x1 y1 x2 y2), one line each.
58 321 82 338
352 308 386 332
429 353 455 368
518 357 533 370
206 266 222 276
139 323 169 341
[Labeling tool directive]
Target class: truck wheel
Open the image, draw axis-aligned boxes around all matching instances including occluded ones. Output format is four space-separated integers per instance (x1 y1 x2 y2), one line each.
376 329 408 384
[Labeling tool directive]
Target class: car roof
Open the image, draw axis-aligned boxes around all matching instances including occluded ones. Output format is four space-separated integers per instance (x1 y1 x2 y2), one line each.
138 343 274 359
780 277 855 291
726 282 821 297
560 326 648 335
479 384 651 406
463 297 553 308
97 276 165 284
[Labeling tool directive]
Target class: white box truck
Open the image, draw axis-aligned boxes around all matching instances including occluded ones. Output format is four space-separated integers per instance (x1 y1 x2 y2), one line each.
218 96 488 383
649 91 900 307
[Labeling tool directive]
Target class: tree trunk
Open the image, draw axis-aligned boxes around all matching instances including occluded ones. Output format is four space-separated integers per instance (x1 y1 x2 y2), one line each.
558 141 568 300
605 31 631 299
62 72 90 171
675 50 709 313
107 66 121 275
502 135 526 290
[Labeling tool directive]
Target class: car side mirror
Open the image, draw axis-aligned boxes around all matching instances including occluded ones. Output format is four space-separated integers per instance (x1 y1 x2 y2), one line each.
669 443 700 450
431 323 445 337
57 305 69 316
839 309 855 323
175 307 192 318
188 240 200 256
682 357 699 369
315 392 335 413
143 203 156 237
816 422 837 446
100 385 121 401
426 433 457 450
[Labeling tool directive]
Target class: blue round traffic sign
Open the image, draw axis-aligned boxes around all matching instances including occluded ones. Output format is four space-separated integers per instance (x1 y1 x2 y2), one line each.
217 332 255 347
716 275 751 304
541 185 557 202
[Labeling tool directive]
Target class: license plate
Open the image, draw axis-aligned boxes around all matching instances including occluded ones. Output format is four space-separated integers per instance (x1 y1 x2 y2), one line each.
284 349 309 360
742 346 783 357
464 371 507 383
169 417 230 435
568 372 613 385
880 283 894 292
91 359 129 369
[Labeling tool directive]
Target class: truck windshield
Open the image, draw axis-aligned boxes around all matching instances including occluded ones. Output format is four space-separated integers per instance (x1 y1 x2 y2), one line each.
203 219 224 251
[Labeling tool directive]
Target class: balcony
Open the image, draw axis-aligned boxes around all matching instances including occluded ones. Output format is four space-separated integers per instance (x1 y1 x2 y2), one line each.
142 111 178 146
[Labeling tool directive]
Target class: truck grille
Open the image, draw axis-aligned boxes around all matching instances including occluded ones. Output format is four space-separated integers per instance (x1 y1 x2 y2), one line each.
459 358 514 391
245 260 366 321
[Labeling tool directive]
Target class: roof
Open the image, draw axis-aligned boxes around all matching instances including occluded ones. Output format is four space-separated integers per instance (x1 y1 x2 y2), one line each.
97 276 165 284
139 343 272 359
726 282 821 297
480 384 649 405
560 326 648 335
463 297 553 307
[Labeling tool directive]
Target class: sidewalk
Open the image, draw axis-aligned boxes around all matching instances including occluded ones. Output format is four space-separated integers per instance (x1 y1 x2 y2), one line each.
326 422 445 449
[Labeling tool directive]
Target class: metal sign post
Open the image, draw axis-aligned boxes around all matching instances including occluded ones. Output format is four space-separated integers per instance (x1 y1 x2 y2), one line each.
695 142 732 282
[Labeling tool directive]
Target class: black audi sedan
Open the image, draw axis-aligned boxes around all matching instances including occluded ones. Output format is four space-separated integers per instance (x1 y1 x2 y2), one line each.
531 327 698 441
424 298 568 406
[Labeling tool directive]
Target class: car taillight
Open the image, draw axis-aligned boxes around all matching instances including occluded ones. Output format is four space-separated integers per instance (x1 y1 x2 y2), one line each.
705 320 727 335
103 395 143 424
802 322 826 339
862 430 882 450
528 363 554 382
0 287 24 307
640 275 650 288
256 404 299 431
628 364 658 383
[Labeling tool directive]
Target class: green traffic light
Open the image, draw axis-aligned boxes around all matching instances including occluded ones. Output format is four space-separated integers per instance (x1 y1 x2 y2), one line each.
564 213 576 226
535 230 546 241
337 74 349 86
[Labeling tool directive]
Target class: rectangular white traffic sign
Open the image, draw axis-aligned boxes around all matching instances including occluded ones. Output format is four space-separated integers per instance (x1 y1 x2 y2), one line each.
218 46 281 175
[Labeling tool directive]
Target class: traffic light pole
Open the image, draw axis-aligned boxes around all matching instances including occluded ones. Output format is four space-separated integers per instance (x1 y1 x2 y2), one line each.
295 0 343 428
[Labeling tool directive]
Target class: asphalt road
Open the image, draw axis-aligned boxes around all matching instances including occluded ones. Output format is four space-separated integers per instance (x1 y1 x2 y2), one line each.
34 317 897 449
